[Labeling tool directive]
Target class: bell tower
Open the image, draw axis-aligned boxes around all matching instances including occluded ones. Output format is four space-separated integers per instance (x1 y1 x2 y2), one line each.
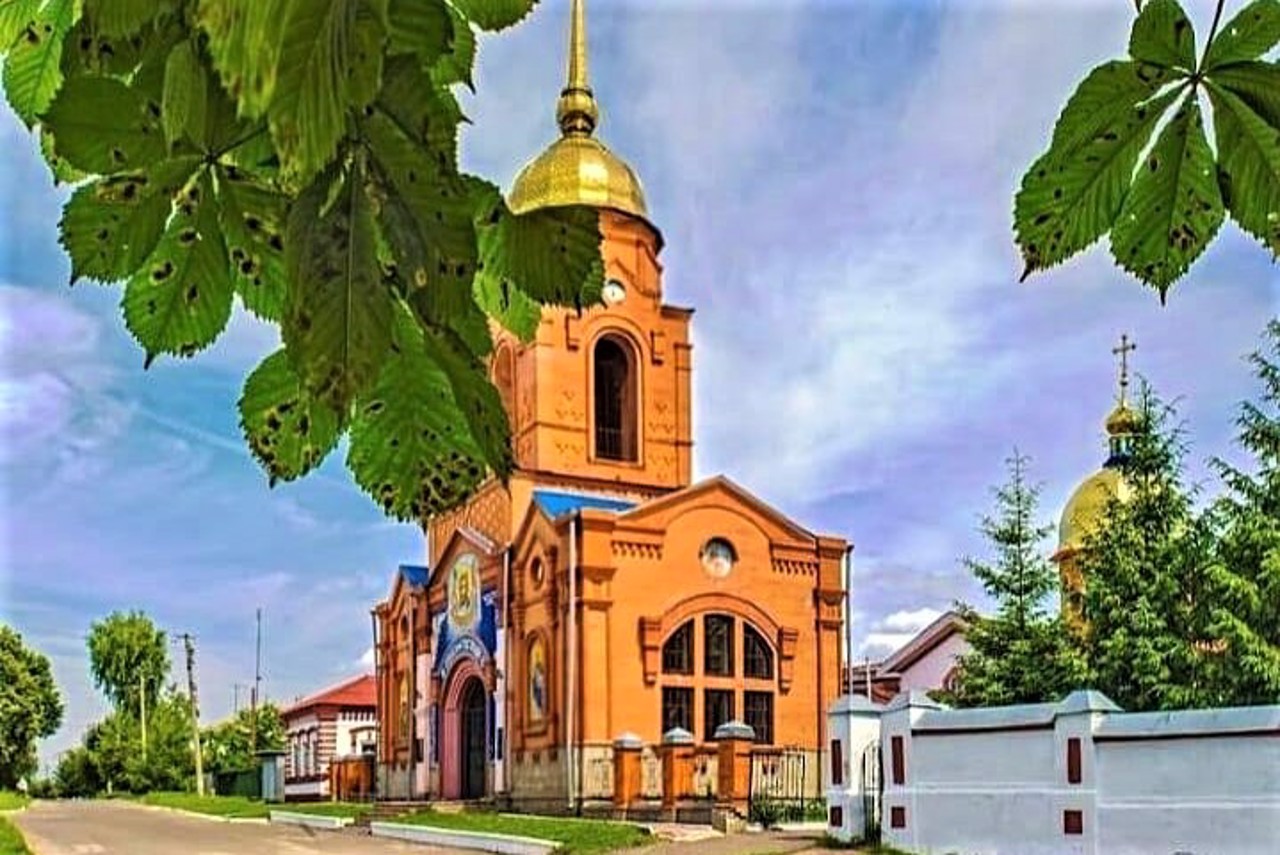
496 0 693 495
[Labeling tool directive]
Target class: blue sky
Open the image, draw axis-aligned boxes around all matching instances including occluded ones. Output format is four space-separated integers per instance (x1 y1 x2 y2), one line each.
2 0 1277 768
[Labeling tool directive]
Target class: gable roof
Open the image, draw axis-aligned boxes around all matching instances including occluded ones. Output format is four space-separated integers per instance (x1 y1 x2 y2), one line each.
533 489 637 519
400 564 429 587
282 674 376 716
880 610 968 674
620 475 816 543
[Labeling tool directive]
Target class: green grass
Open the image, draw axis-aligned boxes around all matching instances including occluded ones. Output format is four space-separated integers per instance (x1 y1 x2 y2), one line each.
0 793 29 813
0 817 30 855
398 810 651 854
136 792 270 819
276 802 374 819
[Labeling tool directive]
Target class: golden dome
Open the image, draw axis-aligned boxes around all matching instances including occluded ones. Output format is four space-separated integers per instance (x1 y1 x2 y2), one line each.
507 0 652 225
509 135 649 220
1105 402 1142 436
1059 467 1132 553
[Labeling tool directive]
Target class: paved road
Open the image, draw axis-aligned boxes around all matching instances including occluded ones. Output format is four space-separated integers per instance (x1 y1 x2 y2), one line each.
11 800 461 855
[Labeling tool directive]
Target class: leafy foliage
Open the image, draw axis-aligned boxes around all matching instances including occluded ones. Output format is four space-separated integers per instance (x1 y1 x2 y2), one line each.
937 453 1087 708
87 611 170 715
201 703 285 775
1016 0 1280 298
82 693 196 794
0 625 64 789
1 0 608 521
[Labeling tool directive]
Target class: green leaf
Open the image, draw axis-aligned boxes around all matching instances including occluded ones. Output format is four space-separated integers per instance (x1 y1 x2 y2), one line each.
1039 61 1174 160
283 159 394 412
162 40 208 148
269 0 383 187
215 165 289 321
1110 100 1223 294
475 189 604 307
377 55 464 173
85 0 169 38
1207 82 1280 255
1015 83 1180 279
346 304 493 520
196 0 288 118
1129 0 1196 71
450 0 536 32
42 75 166 173
239 348 343 485
473 259 541 340
1210 61 1280 127
2 0 75 126
420 319 512 479
122 171 236 365
60 16 148 79
388 0 450 61
1203 0 1280 70
39 126 88 184
431 1 474 88
60 156 202 283
0 0 40 51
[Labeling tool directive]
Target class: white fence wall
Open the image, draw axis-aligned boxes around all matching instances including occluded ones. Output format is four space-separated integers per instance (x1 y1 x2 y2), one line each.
827 690 1280 855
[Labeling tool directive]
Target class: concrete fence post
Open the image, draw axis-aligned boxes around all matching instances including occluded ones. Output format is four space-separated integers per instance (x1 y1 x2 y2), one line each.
713 720 755 828
660 727 695 810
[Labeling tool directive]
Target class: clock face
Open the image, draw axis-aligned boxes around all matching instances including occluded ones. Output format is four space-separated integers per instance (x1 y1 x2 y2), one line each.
602 279 626 305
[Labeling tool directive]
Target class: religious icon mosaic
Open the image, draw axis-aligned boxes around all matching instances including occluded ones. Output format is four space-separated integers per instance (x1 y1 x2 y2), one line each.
528 635 547 723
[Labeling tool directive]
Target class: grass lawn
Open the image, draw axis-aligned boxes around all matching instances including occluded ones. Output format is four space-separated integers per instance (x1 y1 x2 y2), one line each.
0 817 30 855
0 794 29 813
136 792 270 819
398 811 650 854
277 802 374 819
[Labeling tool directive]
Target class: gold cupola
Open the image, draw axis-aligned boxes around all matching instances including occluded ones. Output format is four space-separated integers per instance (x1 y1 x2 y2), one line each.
507 0 652 228
1056 335 1141 557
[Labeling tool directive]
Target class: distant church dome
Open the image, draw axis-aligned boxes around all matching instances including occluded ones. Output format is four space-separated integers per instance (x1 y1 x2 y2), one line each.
1056 335 1141 556
508 0 652 226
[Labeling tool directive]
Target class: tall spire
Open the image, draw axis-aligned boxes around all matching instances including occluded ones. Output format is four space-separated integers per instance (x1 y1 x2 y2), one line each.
556 0 599 137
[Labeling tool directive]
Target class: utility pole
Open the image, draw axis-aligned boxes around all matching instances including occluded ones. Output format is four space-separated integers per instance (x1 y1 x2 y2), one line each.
181 633 206 796
139 671 148 762
251 608 262 754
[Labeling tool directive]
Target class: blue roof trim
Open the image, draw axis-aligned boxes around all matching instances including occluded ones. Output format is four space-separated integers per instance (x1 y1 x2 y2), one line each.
532 489 636 519
399 564 430 587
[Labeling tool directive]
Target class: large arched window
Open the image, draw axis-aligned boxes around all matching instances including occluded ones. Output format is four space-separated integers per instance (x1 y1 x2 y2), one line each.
593 335 638 461
657 614 777 745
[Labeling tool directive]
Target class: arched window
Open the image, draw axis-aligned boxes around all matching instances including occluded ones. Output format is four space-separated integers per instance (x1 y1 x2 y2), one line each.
593 335 638 461
744 624 774 679
662 621 693 675
704 614 734 677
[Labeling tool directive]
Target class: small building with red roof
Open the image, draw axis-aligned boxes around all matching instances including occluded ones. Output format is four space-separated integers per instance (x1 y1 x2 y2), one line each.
281 674 377 801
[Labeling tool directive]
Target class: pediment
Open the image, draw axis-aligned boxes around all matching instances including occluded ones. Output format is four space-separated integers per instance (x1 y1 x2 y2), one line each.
428 526 501 593
617 475 815 547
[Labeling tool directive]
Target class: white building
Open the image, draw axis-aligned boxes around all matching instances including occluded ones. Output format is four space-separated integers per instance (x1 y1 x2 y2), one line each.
282 674 377 801
845 611 969 703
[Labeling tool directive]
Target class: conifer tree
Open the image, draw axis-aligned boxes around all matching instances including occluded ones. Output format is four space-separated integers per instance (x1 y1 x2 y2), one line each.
940 452 1086 707
1206 320 1280 704
1077 384 1222 711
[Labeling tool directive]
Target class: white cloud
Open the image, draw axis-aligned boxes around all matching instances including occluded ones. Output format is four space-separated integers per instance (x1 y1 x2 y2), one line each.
880 606 944 634
358 647 375 669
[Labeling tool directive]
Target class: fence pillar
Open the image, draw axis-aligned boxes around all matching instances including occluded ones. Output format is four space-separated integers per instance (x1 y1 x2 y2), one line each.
613 733 643 810
660 727 695 809
714 721 755 820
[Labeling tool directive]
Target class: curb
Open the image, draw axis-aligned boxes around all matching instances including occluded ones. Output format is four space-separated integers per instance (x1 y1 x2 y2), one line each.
129 803 268 824
370 821 559 855
269 810 354 830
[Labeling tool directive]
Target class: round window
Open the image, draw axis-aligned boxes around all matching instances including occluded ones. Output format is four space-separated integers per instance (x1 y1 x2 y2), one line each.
700 538 736 578
530 557 545 588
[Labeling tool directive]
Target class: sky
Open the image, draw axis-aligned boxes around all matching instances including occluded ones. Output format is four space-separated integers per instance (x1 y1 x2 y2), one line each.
2 0 1278 769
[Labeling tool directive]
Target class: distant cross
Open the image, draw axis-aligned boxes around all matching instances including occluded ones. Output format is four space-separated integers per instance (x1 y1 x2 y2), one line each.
1112 334 1137 403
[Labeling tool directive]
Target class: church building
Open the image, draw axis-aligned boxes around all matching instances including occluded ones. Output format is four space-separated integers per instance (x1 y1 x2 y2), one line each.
372 0 850 810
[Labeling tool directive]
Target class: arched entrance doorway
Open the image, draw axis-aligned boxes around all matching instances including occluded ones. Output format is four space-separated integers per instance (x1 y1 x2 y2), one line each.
459 678 486 800
441 658 489 800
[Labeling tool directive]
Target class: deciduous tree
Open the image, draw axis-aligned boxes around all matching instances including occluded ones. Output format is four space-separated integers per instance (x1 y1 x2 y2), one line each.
0 0 604 520
87 611 170 715
0 625 64 789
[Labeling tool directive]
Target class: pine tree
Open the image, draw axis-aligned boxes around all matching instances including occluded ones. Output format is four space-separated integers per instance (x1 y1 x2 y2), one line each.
1077 384 1222 711
940 452 1086 707
1206 319 1280 705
